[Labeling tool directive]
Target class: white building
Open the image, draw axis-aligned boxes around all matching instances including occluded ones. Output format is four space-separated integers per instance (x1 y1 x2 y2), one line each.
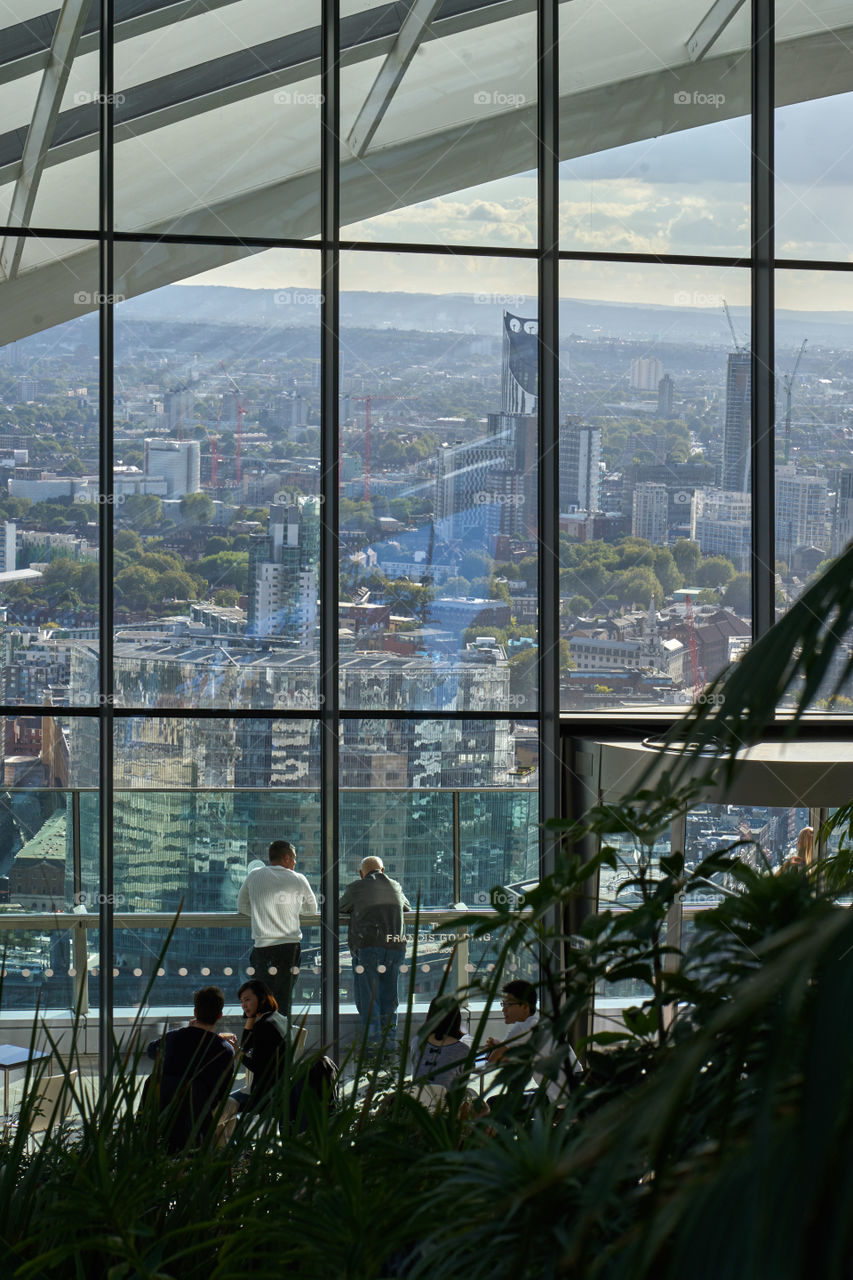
691 489 752 570
632 482 668 543
630 357 663 391
143 438 201 498
775 466 828 565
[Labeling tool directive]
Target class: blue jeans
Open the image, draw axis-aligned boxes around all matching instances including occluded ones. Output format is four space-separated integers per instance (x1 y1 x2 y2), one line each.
352 947 403 1044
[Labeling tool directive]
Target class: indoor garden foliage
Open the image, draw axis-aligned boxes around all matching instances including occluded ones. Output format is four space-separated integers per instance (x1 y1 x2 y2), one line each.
3 545 853 1278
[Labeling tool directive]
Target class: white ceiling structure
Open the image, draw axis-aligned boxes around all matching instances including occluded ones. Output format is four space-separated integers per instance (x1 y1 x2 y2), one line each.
0 0 850 342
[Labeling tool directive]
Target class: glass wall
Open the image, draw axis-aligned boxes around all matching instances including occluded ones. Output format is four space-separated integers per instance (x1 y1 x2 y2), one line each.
0 1 852 1045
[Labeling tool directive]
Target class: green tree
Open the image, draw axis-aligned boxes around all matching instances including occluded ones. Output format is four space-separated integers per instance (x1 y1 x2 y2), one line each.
115 565 159 611
672 539 701 580
723 572 751 615
696 556 736 589
652 547 683 597
179 493 215 526
120 495 164 532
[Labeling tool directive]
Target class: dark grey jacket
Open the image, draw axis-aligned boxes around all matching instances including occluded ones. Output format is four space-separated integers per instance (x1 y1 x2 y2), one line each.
339 871 411 951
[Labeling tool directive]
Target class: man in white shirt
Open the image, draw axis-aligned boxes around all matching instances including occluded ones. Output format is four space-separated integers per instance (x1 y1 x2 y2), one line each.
485 979 581 1105
237 840 318 1017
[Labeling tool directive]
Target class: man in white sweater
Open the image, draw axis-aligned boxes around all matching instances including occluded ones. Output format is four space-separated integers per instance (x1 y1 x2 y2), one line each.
237 840 318 1017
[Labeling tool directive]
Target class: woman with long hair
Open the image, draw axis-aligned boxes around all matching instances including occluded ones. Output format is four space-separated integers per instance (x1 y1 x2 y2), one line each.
231 978 290 1111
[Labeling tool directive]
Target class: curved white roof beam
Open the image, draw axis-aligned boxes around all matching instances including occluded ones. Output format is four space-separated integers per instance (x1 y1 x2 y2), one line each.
0 1 850 344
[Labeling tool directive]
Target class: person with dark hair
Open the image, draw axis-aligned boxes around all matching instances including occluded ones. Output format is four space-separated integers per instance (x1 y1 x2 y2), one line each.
145 985 236 1151
410 996 472 1090
485 979 580 1104
230 978 290 1112
238 840 318 1017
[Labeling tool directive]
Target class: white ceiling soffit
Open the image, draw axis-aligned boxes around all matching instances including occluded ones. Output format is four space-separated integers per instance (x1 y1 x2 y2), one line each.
0 0 851 343
594 739 853 809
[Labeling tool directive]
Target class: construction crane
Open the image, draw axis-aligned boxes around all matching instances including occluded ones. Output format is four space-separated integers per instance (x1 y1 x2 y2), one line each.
722 299 747 352
219 360 246 486
782 339 807 464
352 394 404 502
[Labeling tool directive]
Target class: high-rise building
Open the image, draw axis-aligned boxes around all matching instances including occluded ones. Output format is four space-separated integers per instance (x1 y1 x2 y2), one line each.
143 438 201 497
247 498 320 642
690 489 751 570
775 466 828 566
0 521 16 572
721 352 752 492
630 357 663 391
501 312 538 415
560 416 601 514
832 469 853 556
657 374 674 417
163 385 194 432
632 482 668 543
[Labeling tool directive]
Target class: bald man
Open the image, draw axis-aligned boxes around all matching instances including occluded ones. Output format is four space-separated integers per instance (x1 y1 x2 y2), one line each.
339 856 411 1049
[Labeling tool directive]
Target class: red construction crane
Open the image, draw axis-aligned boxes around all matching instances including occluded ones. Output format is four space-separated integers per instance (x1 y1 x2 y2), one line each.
219 361 246 486
352 394 404 502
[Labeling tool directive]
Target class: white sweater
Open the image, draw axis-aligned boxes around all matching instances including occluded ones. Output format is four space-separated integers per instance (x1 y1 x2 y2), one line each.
237 865 318 946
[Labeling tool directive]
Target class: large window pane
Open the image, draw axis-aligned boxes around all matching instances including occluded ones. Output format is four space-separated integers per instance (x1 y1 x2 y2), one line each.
110 247 322 710
340 5 536 246
0 279 100 703
776 3 853 262
339 252 538 713
113 0 321 239
559 0 750 255
0 4 100 231
0 713 98 1015
559 263 751 711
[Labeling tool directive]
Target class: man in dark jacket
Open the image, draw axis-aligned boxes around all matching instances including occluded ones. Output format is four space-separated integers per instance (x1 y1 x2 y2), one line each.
145 985 236 1151
339 856 411 1048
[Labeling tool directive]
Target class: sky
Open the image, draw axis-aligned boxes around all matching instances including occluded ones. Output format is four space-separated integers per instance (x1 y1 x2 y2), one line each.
187 92 853 311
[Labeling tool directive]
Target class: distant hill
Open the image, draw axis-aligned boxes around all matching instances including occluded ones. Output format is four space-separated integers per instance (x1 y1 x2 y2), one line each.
115 284 853 351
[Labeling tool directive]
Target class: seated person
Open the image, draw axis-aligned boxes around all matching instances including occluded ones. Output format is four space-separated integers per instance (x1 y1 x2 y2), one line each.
145 985 236 1151
230 978 290 1112
485 979 581 1105
410 996 472 1090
